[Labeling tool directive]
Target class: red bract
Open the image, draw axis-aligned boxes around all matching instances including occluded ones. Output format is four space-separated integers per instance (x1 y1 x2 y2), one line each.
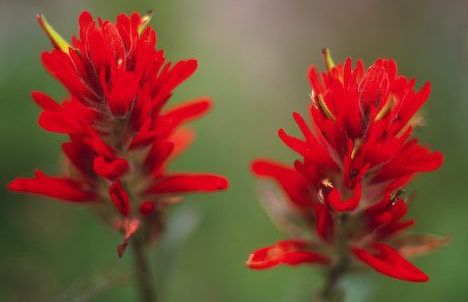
247 50 443 282
8 11 228 255
246 240 330 269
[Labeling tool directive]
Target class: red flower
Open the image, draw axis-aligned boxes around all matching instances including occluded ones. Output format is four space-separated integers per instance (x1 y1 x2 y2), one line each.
8 11 228 255
246 49 444 282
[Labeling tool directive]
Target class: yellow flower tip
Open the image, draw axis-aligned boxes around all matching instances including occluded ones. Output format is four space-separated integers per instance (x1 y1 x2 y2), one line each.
321 48 336 71
138 10 154 35
321 179 334 189
375 95 395 121
351 138 362 159
317 95 336 121
36 13 71 54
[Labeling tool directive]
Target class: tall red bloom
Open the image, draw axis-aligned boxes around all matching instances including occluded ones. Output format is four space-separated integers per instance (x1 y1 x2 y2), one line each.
8 11 228 255
247 50 445 283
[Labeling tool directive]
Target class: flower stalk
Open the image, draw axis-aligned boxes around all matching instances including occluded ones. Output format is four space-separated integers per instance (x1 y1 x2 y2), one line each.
132 236 157 302
319 258 348 302
318 214 349 302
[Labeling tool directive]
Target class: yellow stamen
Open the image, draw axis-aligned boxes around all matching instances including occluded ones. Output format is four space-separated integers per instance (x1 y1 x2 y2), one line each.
322 48 336 71
397 114 425 137
317 95 336 121
375 95 395 121
138 10 153 35
351 138 362 159
309 88 315 101
117 58 123 67
321 179 334 189
36 14 71 54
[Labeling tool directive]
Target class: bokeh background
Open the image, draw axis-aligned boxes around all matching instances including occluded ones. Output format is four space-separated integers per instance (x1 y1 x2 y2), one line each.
1 0 467 301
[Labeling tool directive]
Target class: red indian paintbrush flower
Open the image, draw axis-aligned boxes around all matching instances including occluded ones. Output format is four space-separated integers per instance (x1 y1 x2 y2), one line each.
8 11 228 256
247 50 446 284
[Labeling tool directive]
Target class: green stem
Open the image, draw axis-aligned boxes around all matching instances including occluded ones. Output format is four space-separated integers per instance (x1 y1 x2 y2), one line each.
318 257 348 302
132 238 156 302
318 214 349 302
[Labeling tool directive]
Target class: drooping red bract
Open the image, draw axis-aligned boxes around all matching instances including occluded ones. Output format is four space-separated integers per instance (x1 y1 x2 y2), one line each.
8 11 228 255
246 50 443 282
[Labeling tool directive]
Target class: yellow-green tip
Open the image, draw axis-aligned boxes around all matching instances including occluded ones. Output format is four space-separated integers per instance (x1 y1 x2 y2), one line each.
138 10 153 35
36 13 71 53
321 48 335 71
317 95 336 121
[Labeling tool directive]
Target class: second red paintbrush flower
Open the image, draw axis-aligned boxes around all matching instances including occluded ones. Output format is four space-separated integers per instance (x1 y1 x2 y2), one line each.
247 49 445 283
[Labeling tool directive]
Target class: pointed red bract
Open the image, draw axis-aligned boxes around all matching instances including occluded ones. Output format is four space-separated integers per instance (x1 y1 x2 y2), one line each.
109 181 131 217
148 174 229 193
247 240 329 269
8 170 95 202
352 243 429 282
252 159 311 209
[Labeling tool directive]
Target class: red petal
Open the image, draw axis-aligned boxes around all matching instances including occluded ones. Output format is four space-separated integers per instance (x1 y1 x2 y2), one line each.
34 97 95 136
165 59 198 91
38 110 85 135
308 66 325 95
139 201 156 216
292 112 315 143
377 220 415 240
246 240 329 269
31 91 61 111
103 69 140 117
129 118 158 150
78 11 94 29
41 50 93 99
151 60 198 110
359 63 389 117
62 140 96 176
169 128 196 159
8 170 95 202
352 243 429 282
143 141 174 175
93 156 129 180
251 159 310 208
84 133 115 159
157 98 211 135
313 203 334 242
389 81 431 135
147 174 228 193
109 181 130 216
326 183 362 212
373 140 443 182
278 129 311 158
143 128 195 174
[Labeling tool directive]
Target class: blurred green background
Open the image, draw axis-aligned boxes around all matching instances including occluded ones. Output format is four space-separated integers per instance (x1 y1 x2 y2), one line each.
1 0 467 301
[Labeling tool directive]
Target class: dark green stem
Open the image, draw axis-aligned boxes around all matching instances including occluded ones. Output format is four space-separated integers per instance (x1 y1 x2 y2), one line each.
318 214 349 302
319 257 348 302
132 238 156 302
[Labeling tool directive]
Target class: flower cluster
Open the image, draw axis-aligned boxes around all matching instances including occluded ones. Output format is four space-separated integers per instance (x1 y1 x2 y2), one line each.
8 11 228 255
247 50 444 282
